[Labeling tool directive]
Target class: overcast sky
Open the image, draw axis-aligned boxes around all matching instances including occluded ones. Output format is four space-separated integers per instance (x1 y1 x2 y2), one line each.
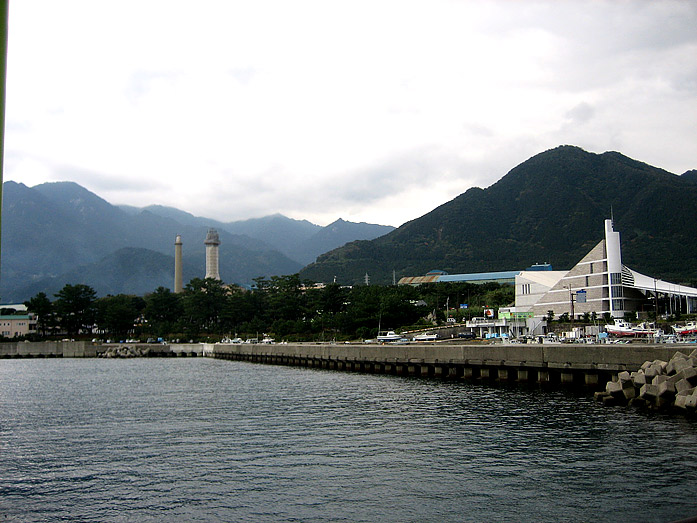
5 1 696 227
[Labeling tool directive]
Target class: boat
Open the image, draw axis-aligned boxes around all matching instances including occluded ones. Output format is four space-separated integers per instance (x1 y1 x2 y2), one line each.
376 331 403 342
413 332 438 341
672 322 697 336
604 319 659 337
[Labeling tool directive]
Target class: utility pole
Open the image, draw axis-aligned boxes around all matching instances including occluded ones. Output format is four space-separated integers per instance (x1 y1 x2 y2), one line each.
564 285 575 324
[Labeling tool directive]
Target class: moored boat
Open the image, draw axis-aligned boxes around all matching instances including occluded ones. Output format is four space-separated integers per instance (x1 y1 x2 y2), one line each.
604 319 659 337
377 330 403 342
672 321 697 337
413 332 438 342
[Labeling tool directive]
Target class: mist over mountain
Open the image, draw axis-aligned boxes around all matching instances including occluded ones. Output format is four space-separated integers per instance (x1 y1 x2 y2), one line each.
131 210 395 266
0 182 392 301
300 146 697 286
4 145 694 302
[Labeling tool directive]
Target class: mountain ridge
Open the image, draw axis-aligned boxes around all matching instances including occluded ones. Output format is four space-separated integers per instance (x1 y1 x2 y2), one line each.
299 145 697 285
0 182 394 301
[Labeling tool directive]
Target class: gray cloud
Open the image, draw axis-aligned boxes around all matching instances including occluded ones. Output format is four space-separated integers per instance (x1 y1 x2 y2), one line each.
5 0 696 229
565 102 595 125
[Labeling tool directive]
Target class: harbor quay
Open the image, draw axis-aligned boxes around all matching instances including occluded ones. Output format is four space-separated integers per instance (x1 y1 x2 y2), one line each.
0 340 686 392
210 342 683 390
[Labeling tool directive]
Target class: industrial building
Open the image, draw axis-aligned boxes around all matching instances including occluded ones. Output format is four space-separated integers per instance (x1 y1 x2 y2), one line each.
398 264 552 286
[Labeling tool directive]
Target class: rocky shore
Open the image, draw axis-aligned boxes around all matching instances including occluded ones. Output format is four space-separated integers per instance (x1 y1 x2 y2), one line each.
596 348 697 413
99 345 152 358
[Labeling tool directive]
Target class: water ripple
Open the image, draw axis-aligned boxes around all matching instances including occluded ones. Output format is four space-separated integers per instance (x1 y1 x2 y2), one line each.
1 358 696 522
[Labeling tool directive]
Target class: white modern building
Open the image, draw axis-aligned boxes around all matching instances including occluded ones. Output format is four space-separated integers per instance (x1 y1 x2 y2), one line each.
518 219 697 320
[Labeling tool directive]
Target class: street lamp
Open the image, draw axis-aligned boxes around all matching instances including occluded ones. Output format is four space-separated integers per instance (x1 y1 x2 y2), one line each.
564 285 576 324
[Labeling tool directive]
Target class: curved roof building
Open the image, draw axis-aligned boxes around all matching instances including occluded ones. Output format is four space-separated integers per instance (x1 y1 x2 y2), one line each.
524 219 697 319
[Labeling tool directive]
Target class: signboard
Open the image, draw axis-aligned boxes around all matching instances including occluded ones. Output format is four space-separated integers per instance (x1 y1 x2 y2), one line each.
460 304 468 309
484 308 494 318
576 290 587 304
446 317 456 323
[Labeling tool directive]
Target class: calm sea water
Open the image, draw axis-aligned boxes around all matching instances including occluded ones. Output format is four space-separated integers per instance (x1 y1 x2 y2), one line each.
1 357 696 522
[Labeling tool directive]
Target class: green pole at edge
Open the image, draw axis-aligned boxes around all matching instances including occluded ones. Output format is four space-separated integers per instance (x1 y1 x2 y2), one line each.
0 0 8 293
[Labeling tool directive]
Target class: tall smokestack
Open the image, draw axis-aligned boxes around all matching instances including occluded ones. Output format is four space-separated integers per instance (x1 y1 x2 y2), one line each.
174 234 183 293
204 228 220 280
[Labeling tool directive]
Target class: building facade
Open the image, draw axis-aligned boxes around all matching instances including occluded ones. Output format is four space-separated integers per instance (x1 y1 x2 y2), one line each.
524 220 697 320
0 314 37 338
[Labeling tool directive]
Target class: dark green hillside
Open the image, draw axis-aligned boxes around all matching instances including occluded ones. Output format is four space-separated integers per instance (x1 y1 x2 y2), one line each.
12 248 182 299
682 170 697 184
0 182 303 301
300 146 697 285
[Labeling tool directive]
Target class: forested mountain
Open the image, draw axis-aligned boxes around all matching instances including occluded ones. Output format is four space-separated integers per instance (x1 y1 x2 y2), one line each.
682 170 697 184
4 145 694 301
300 146 697 286
0 182 301 301
0 182 392 302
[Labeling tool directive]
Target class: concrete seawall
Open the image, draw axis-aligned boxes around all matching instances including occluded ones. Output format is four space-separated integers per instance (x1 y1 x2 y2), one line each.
0 342 204 358
0 341 97 358
2 340 688 392
210 342 684 390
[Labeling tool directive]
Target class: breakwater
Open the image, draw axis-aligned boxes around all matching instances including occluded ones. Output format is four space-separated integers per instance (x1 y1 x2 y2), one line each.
3 340 690 393
210 342 683 390
0 341 202 358
0 341 98 358
597 348 697 412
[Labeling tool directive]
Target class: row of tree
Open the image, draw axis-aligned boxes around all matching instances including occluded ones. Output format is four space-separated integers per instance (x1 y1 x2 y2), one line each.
21 276 515 342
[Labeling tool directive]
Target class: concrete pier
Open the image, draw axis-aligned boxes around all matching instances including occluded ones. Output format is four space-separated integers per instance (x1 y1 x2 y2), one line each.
2 340 688 394
209 342 684 391
0 341 191 358
0 341 97 358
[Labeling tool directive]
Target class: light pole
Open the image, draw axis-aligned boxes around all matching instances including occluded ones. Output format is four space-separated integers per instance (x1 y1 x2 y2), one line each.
564 285 576 324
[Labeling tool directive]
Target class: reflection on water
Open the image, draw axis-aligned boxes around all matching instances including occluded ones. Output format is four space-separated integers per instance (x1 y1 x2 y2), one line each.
1 358 696 522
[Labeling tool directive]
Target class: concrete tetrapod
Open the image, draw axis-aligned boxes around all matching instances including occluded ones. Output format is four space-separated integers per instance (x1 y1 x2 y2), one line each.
596 348 697 414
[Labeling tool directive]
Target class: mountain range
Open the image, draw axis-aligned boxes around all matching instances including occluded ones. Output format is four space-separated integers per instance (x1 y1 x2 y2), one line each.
0 182 393 302
3 145 695 302
300 145 697 286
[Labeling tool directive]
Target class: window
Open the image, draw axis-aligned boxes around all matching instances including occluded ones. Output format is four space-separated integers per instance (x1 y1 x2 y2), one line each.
610 273 622 284
589 263 593 274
